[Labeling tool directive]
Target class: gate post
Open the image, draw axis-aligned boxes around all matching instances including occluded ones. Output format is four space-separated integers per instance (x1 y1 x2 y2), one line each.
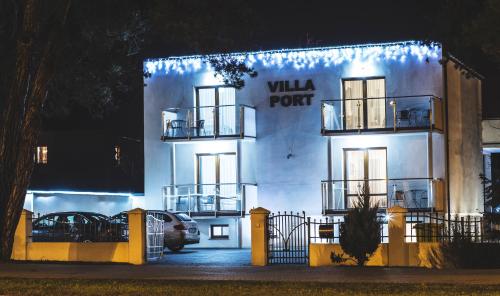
128 208 146 265
11 209 32 260
387 206 407 266
250 207 270 266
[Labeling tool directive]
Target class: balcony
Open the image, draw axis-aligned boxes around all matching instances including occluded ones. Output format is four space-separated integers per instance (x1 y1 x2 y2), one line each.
162 183 257 217
321 95 443 135
321 178 444 214
161 105 256 142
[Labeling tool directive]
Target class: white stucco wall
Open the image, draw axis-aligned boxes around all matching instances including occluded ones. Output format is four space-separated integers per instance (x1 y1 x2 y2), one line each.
446 60 483 215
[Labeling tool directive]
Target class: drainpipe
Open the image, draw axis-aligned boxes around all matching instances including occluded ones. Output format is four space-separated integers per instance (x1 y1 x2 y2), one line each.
442 49 452 223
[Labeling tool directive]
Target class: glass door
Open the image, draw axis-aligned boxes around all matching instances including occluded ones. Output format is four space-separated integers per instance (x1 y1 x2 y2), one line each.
196 88 216 135
344 80 364 130
344 148 387 207
366 78 386 128
218 87 236 135
197 153 237 211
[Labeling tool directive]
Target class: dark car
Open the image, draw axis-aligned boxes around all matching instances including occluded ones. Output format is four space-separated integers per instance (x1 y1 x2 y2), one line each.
32 212 123 242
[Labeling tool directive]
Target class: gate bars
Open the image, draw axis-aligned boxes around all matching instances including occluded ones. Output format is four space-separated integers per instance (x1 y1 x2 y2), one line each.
267 211 309 264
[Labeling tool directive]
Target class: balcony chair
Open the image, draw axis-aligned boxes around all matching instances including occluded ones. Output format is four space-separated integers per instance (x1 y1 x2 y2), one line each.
199 195 215 212
391 190 406 207
190 119 205 136
170 120 187 137
396 110 411 128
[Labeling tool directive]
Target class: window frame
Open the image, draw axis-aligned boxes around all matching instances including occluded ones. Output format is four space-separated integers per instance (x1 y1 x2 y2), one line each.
210 224 230 240
35 146 48 164
343 147 388 207
341 77 386 130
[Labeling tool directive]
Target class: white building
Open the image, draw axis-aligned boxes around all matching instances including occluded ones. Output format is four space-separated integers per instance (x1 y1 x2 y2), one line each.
143 40 483 248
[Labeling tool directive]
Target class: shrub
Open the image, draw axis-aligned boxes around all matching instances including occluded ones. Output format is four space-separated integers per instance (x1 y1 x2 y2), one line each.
332 186 381 266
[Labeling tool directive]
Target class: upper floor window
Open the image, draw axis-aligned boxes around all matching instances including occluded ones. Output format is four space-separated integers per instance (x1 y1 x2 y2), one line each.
114 145 121 165
35 146 48 164
343 78 386 130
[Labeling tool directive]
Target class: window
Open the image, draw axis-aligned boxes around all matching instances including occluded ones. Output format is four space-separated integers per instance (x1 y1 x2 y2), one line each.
195 86 236 135
343 78 386 130
210 224 229 239
35 146 48 164
114 145 121 165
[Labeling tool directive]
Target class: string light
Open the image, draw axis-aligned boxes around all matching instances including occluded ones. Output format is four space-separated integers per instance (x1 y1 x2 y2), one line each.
144 40 441 75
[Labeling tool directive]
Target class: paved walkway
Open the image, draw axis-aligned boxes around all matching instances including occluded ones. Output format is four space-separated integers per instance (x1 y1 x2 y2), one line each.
159 248 251 266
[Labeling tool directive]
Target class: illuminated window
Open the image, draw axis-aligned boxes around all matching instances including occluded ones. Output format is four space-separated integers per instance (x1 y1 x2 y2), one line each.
114 145 121 165
210 224 229 239
35 146 48 164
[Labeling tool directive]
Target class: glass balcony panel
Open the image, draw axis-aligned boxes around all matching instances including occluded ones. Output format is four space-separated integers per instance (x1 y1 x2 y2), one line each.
162 105 256 140
321 96 442 134
163 183 255 216
322 178 435 212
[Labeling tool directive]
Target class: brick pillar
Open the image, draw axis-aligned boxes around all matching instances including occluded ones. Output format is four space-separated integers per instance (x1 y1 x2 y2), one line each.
387 206 407 266
250 207 270 266
11 209 33 260
127 208 146 265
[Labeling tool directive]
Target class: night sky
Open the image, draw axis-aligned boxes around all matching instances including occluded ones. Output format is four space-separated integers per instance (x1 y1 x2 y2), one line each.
44 0 499 137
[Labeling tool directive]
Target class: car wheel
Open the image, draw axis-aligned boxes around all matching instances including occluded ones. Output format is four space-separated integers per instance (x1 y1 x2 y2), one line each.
167 245 184 252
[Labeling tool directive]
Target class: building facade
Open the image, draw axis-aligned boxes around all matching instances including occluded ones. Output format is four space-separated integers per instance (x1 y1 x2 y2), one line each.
143 41 484 248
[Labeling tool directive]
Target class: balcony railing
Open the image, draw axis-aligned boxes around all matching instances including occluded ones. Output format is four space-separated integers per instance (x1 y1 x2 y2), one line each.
321 95 443 135
162 183 257 217
321 178 444 213
161 105 256 141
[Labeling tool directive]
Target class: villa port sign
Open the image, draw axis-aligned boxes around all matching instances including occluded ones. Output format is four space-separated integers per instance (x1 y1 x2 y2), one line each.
268 79 315 107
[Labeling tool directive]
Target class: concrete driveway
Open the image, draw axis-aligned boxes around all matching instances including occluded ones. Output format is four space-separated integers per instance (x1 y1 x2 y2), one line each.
157 248 251 266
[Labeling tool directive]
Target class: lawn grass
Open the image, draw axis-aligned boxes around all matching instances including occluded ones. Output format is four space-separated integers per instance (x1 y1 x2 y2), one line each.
1 278 500 295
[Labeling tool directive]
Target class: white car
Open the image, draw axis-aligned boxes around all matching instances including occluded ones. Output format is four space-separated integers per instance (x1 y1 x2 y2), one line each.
162 211 200 251
111 211 200 252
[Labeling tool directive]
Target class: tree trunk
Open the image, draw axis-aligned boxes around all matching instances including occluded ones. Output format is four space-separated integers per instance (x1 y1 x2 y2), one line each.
0 0 71 262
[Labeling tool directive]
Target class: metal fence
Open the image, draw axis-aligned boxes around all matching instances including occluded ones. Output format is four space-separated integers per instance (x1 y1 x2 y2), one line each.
405 211 500 243
31 214 127 243
309 216 388 244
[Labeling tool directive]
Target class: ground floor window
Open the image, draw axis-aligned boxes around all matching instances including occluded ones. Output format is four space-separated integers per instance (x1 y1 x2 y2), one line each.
210 224 229 239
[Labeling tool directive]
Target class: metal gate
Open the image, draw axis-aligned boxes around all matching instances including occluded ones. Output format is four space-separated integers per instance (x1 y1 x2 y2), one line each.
267 211 309 264
146 211 165 262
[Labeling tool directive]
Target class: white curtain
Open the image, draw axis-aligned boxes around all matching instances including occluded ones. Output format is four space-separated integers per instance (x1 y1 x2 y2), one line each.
368 149 387 195
345 150 365 196
366 79 386 128
219 154 237 210
218 87 236 135
344 80 364 129
198 155 217 196
198 88 216 135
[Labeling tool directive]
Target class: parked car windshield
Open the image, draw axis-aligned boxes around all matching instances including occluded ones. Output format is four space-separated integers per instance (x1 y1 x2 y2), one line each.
174 213 192 221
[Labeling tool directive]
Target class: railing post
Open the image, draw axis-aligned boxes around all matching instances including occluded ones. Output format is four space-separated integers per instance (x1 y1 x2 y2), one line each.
187 109 192 140
391 99 397 132
213 107 218 138
250 207 270 266
240 106 244 138
387 206 408 266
